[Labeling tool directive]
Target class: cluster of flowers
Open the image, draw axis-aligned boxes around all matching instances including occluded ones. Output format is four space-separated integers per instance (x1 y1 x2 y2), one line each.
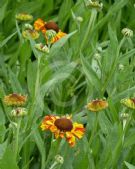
15 13 66 54
3 93 135 147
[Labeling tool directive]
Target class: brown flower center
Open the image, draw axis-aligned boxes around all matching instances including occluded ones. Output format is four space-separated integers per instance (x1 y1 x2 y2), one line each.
45 21 59 32
54 118 73 131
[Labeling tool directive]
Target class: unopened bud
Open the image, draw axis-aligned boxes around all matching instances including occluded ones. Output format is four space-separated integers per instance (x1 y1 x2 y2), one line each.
11 107 27 117
55 155 64 164
15 13 33 21
121 28 133 37
35 43 49 53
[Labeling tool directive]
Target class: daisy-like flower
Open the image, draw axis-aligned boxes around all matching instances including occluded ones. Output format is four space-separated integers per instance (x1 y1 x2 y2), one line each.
40 115 85 147
15 13 33 21
34 18 66 43
3 93 27 106
86 99 108 112
22 29 39 39
121 98 135 109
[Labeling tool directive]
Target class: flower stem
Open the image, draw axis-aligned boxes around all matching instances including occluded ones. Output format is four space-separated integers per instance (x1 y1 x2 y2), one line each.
14 118 21 160
49 161 58 169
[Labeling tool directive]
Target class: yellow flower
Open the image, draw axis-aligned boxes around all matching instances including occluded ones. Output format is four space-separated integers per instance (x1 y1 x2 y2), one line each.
15 13 33 21
22 29 39 39
40 115 85 147
86 99 108 112
3 93 27 106
34 18 46 34
121 98 135 109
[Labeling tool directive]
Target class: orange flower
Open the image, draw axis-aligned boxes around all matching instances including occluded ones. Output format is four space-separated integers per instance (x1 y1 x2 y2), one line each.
40 115 85 147
3 93 27 106
34 18 46 34
86 99 108 112
50 31 66 43
121 98 135 109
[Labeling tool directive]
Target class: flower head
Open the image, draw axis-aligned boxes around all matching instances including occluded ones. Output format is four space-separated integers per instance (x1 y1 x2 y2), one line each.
22 29 39 39
34 18 46 33
120 98 135 109
86 0 103 11
45 21 59 33
3 93 27 106
15 13 33 21
121 28 133 37
86 99 108 112
40 115 85 147
45 30 66 44
11 107 27 117
35 43 49 53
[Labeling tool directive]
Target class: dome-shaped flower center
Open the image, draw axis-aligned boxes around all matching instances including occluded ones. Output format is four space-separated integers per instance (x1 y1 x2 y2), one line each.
45 21 59 32
54 118 73 131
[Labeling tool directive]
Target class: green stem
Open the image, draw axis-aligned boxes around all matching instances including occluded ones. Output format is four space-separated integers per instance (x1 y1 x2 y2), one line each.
80 9 97 52
49 161 58 169
14 118 21 160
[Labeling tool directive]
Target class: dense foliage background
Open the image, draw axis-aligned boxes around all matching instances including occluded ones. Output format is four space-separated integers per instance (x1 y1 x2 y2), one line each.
0 0 135 169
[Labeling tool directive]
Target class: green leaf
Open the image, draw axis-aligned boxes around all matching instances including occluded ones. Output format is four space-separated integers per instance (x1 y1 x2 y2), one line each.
0 32 17 48
124 161 135 169
50 30 77 57
0 146 19 169
80 53 101 91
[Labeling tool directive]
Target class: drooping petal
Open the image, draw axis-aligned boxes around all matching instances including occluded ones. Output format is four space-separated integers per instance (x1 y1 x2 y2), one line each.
87 99 108 112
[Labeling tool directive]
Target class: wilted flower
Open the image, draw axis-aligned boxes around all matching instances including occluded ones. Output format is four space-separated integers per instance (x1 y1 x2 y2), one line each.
86 0 103 11
86 99 108 112
121 98 135 109
22 29 39 39
15 13 33 21
121 28 133 37
3 93 27 106
11 107 27 117
40 115 85 147
35 43 49 53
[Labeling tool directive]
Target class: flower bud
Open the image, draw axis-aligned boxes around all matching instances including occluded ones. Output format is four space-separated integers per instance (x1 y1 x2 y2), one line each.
55 155 64 164
15 13 33 21
24 23 33 30
35 43 49 53
22 29 39 40
121 28 133 37
11 107 27 117
86 0 103 11
76 16 83 22
118 64 124 71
